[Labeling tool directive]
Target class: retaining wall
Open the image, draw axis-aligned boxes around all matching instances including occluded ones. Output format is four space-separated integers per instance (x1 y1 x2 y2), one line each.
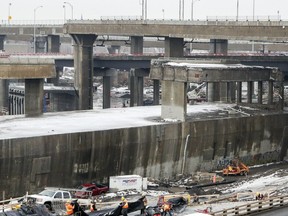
1 113 288 197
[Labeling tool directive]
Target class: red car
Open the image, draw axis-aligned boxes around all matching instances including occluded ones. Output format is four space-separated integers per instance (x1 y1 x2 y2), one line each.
75 183 109 198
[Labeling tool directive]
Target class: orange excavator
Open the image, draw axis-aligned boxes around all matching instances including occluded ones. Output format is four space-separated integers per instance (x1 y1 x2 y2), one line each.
222 159 249 176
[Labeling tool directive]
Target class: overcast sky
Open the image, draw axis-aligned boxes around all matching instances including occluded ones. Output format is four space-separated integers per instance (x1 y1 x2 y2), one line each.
1 0 288 22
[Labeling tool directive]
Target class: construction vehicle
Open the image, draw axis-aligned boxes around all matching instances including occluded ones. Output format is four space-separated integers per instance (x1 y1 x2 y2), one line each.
222 159 249 176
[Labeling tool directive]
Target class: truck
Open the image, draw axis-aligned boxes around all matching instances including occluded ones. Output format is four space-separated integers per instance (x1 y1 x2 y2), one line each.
74 183 109 198
27 187 90 211
222 159 249 176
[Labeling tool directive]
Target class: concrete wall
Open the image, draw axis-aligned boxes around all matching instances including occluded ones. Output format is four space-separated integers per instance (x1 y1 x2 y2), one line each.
1 113 288 197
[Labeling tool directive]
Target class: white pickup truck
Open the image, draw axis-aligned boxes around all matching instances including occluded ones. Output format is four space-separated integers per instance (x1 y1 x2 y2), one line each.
27 188 90 211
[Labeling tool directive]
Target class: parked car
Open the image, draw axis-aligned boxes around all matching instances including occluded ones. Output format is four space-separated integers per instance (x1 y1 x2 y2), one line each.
27 188 73 211
75 183 109 198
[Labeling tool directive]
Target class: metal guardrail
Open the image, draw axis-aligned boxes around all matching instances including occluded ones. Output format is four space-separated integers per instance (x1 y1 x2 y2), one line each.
211 196 288 216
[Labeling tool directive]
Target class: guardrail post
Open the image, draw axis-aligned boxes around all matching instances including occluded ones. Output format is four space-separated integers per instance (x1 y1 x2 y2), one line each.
247 204 251 212
280 197 284 206
235 207 239 214
258 201 262 210
269 199 273 209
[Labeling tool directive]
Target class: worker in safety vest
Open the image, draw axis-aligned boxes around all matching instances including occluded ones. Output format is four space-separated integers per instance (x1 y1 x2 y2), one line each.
120 196 129 216
90 200 97 212
65 200 74 215
161 202 172 216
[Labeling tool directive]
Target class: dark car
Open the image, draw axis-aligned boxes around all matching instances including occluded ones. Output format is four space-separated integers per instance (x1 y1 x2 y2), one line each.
75 183 109 198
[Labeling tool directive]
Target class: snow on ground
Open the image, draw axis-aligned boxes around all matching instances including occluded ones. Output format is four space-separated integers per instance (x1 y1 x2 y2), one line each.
96 162 288 214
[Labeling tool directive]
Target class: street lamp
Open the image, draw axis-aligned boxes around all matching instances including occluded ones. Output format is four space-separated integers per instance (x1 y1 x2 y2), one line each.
191 0 200 21
64 1 74 20
63 5 66 23
162 9 165 20
8 3 12 24
33 5 43 54
236 0 239 21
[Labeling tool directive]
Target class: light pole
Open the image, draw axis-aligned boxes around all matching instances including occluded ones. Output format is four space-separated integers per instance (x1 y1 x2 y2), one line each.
162 9 165 20
191 0 200 21
179 0 182 20
182 0 185 20
64 1 73 20
253 0 255 21
236 0 239 21
33 5 43 54
8 3 12 24
63 5 66 23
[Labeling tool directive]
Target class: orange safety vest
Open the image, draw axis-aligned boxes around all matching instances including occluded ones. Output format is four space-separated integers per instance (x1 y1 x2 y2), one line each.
65 203 74 215
163 203 171 212
122 200 129 209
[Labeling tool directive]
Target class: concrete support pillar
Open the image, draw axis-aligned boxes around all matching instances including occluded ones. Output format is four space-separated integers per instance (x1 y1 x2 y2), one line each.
153 80 160 105
165 37 184 57
35 36 48 53
129 68 145 107
161 80 187 121
207 82 214 102
25 79 44 116
247 81 253 103
268 81 273 105
227 82 236 103
207 82 227 102
0 35 6 51
257 81 263 104
209 39 228 55
107 45 121 54
131 36 143 54
47 35 60 53
237 82 242 103
103 76 111 109
0 80 9 110
71 34 97 110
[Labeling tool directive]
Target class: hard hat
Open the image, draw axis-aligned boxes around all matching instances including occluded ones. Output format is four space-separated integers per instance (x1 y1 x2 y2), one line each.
142 192 147 197
121 197 125 201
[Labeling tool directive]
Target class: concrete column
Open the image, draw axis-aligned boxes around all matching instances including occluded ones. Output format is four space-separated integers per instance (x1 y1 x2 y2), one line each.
237 82 242 103
153 80 160 105
247 81 253 103
165 37 184 57
207 82 214 102
25 79 44 116
129 68 145 107
47 35 60 53
35 36 47 53
107 45 121 54
227 82 236 103
71 34 97 110
0 35 6 51
103 76 111 109
131 36 143 54
209 39 228 55
268 81 273 105
257 81 263 104
0 80 9 110
207 82 227 102
161 80 187 121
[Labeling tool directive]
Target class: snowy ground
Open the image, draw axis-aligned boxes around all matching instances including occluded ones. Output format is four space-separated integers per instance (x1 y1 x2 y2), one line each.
95 161 288 215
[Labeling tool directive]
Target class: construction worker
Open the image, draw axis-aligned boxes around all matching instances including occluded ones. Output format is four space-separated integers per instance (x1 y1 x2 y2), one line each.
90 200 97 212
120 196 129 216
140 192 148 214
161 202 172 216
65 200 74 215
